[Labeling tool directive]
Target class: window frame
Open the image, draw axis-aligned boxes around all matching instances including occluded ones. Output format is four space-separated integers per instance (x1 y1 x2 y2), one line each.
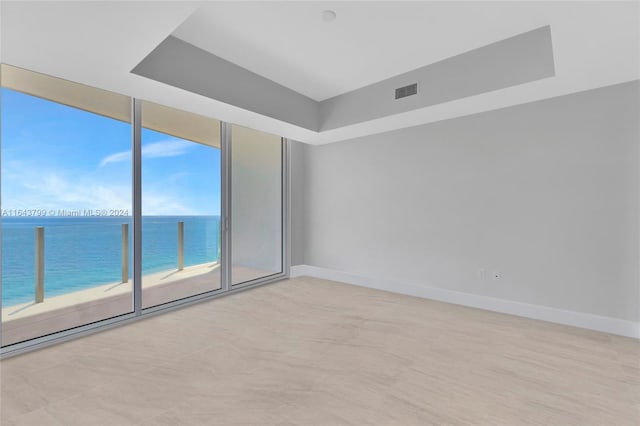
0 65 290 358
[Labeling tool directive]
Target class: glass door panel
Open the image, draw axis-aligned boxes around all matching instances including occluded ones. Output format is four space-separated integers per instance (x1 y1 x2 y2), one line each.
140 101 222 309
1 65 133 346
230 125 283 285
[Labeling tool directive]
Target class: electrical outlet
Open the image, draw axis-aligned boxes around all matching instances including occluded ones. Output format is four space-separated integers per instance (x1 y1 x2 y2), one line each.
492 271 503 280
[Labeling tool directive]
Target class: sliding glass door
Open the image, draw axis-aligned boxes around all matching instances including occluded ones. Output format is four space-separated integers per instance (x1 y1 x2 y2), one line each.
1 65 133 346
140 101 222 309
0 65 288 353
230 125 284 286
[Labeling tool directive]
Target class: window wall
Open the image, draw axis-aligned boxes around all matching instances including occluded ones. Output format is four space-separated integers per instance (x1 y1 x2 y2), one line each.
0 65 288 355
1 65 133 346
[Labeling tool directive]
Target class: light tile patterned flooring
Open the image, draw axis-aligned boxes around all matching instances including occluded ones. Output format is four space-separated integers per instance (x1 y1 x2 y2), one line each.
1 276 639 425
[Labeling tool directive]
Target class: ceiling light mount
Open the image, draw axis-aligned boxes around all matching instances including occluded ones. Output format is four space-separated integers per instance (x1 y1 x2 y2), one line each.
322 10 337 22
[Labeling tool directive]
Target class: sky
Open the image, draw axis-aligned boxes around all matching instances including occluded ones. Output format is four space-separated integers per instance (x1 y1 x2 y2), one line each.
1 88 221 216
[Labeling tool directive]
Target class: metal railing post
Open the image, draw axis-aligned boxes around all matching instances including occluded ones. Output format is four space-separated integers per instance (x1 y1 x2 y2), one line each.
177 221 184 271
35 227 44 303
121 224 129 283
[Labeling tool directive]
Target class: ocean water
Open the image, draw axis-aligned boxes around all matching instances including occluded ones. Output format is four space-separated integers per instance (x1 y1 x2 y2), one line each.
1 216 220 307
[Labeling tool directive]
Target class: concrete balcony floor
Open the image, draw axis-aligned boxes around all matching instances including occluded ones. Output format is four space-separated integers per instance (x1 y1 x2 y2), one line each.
1 263 275 346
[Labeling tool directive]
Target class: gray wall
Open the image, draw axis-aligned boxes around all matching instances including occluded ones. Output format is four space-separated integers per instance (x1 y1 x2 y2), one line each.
319 26 555 130
290 140 306 266
301 80 640 321
133 36 319 131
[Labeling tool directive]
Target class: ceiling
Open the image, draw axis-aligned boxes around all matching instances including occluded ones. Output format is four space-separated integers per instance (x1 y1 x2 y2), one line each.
1 1 639 145
173 1 556 102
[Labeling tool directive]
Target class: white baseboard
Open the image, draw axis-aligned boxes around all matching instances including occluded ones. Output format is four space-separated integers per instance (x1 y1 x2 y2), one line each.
290 264 640 339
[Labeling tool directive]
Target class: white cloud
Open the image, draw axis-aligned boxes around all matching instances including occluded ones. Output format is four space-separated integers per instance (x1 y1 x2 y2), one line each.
99 151 130 166
8 170 132 212
3 165 203 216
2 143 217 215
142 192 193 216
100 140 192 167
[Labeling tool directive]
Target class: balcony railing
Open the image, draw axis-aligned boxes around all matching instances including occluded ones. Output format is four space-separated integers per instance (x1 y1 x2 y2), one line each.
31 221 186 304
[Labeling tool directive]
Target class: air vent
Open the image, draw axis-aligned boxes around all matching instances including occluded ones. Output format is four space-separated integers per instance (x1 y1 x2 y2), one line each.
395 83 418 100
